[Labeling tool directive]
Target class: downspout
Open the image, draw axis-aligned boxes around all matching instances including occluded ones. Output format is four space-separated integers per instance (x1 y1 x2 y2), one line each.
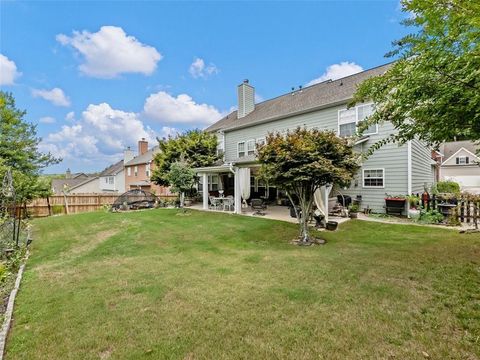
407 140 412 218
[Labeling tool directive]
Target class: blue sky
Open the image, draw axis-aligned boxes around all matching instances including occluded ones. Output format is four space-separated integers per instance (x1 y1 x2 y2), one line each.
0 1 408 173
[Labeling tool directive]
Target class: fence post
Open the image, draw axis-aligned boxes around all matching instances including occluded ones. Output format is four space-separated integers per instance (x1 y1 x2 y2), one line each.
466 199 471 224
431 194 436 211
460 200 465 223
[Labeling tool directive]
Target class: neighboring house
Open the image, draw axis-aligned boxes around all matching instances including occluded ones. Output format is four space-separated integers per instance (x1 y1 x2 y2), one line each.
124 139 171 196
438 141 480 194
196 63 435 214
52 161 126 195
98 160 125 193
51 170 96 194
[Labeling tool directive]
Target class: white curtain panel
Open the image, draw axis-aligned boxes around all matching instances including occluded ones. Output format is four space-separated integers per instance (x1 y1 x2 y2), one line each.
239 168 251 201
314 185 332 217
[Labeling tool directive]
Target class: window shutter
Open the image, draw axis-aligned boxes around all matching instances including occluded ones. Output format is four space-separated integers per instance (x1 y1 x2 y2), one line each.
466 157 470 164
456 157 459 164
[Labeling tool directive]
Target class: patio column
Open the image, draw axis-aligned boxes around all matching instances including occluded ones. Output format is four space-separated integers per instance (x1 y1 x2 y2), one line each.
234 167 242 214
324 186 329 223
202 173 208 210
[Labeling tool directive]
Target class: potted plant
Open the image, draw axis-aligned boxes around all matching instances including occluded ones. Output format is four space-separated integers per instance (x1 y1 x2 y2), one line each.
384 195 406 216
406 195 420 219
348 204 359 218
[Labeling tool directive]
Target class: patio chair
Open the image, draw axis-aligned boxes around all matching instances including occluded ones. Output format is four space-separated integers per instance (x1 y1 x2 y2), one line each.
223 196 234 211
209 196 221 210
251 198 267 216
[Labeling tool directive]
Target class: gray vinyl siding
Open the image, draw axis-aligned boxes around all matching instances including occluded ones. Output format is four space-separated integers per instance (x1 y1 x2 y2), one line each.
223 105 410 213
224 105 343 162
341 122 408 213
411 139 434 194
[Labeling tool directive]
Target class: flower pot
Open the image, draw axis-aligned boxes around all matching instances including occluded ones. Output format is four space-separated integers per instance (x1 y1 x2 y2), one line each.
349 212 358 219
408 208 420 219
326 221 338 231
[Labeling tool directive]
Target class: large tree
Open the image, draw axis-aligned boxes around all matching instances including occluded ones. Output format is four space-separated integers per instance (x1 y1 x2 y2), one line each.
352 0 480 147
258 128 359 244
151 129 218 187
0 92 59 204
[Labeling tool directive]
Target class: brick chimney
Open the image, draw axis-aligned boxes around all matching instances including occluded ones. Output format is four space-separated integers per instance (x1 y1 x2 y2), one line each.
124 146 134 164
237 79 255 118
138 138 148 155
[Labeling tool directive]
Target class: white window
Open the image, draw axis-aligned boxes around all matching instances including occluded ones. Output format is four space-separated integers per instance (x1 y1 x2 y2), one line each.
456 156 469 165
134 166 138 177
363 169 384 188
338 103 377 137
256 137 266 147
108 176 114 184
338 109 357 137
247 139 255 156
210 175 219 191
357 104 377 135
198 175 219 192
145 163 151 177
127 167 131 176
105 177 108 184
217 133 224 156
238 142 245 158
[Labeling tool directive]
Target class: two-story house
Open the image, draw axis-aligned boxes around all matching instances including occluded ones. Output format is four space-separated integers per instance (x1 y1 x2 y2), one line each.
195 63 435 216
124 138 171 196
438 141 480 194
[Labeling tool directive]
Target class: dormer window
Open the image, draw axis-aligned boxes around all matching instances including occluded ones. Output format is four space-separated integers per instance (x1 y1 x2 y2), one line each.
456 156 469 165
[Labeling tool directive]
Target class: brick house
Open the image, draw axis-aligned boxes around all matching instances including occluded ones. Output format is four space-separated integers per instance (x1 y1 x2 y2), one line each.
124 139 171 196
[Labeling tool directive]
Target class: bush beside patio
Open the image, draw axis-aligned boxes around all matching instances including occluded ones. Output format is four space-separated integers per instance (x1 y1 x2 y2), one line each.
6 209 480 359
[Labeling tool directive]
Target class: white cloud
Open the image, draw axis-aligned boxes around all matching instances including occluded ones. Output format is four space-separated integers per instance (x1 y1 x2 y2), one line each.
306 61 363 86
65 111 75 121
32 88 71 107
40 102 156 164
189 57 219 79
0 54 21 85
56 26 162 78
255 94 264 103
39 116 56 124
143 91 222 125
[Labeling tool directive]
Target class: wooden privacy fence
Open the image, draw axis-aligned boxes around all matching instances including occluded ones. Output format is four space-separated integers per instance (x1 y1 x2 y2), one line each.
420 194 480 224
27 194 118 217
26 194 176 217
27 194 176 217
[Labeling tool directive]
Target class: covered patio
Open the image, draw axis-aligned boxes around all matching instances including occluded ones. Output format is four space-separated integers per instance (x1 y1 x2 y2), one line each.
194 163 335 224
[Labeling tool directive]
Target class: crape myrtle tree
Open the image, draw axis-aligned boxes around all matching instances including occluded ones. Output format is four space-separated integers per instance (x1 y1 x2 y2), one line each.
165 161 196 209
0 92 59 205
352 0 480 149
151 129 219 203
258 128 359 244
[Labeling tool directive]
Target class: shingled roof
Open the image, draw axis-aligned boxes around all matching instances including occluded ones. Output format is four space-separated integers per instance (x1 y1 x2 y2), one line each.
99 160 124 176
124 146 160 166
206 63 392 133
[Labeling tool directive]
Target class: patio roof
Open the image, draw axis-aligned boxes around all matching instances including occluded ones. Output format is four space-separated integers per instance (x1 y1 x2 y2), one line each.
194 163 261 173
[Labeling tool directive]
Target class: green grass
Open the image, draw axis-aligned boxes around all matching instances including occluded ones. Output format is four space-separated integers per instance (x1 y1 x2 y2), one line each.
6 209 480 359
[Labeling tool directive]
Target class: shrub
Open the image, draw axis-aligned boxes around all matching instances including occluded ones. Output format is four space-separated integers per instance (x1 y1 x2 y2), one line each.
349 204 359 213
0 262 7 283
417 208 444 224
52 205 64 215
432 181 461 195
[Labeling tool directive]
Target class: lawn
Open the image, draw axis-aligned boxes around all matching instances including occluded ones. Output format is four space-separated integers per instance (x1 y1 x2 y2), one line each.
6 209 480 359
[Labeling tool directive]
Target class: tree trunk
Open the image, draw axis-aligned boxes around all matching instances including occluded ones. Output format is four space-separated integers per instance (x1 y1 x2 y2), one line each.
179 192 185 208
297 188 314 244
47 196 52 216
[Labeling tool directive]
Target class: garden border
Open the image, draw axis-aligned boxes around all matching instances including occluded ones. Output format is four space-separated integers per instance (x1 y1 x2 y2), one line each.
0 251 29 359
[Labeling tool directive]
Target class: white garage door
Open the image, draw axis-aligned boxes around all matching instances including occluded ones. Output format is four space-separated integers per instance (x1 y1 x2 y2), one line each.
445 176 480 194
